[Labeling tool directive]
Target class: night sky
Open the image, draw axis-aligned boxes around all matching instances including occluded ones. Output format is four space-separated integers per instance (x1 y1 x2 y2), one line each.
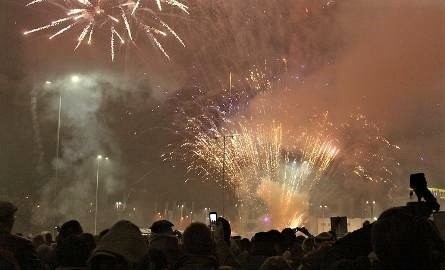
0 0 443 232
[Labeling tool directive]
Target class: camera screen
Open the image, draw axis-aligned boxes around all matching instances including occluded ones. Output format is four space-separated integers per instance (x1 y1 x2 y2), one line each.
209 212 217 223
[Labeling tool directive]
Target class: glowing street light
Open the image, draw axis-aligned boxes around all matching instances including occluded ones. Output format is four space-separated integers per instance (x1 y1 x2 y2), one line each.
54 74 83 218
71 75 80 83
320 204 328 232
215 134 239 217
94 154 109 234
366 200 376 219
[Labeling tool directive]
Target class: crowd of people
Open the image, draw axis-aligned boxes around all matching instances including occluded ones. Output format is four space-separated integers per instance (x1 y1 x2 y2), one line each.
0 199 444 270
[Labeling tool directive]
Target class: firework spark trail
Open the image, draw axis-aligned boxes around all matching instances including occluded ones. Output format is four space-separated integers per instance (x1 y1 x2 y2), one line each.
159 19 185 47
88 24 94 44
111 26 115 61
155 0 162 11
49 20 79 39
166 0 189 14
26 0 44 6
144 27 170 59
24 17 73 35
24 0 189 61
131 0 141 14
121 9 133 40
75 21 92 50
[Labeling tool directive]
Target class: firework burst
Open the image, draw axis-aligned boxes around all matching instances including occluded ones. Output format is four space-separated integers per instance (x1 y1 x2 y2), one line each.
165 104 340 228
24 0 188 61
165 94 401 228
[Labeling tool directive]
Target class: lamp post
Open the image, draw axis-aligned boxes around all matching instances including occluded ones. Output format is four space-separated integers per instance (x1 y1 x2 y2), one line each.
366 200 376 220
94 155 109 234
320 204 328 232
55 75 81 195
45 75 80 229
216 134 237 217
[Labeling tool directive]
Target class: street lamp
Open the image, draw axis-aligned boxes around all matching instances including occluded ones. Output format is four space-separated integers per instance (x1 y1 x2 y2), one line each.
320 204 328 232
180 204 185 221
94 154 109 234
365 200 376 220
53 75 82 205
71 75 80 83
215 134 238 217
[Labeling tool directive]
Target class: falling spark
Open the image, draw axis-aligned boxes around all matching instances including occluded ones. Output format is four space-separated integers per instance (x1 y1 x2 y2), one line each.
112 27 125 44
26 0 44 7
160 19 185 47
166 0 189 14
111 26 115 61
49 21 78 39
145 27 170 59
121 9 132 40
131 0 141 14
24 17 72 35
88 24 94 44
75 21 92 50
155 0 162 11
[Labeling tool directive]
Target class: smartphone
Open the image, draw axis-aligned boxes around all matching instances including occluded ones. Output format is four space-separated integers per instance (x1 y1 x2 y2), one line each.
209 212 217 224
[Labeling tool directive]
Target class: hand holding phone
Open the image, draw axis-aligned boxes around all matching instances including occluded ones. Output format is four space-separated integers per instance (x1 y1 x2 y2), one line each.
209 212 217 232
209 212 217 224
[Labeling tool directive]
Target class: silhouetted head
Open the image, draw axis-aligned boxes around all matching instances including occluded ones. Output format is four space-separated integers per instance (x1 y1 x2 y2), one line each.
239 238 251 252
302 237 315 253
259 256 293 270
251 231 280 256
281 228 297 250
0 201 17 233
150 220 174 235
58 220 83 243
183 222 213 255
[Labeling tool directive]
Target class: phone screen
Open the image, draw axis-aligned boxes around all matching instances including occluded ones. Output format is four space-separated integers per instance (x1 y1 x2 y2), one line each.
209 212 217 223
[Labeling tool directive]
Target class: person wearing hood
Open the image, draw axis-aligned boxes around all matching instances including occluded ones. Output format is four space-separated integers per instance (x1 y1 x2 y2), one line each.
0 201 41 270
148 220 181 268
88 220 151 270
174 222 218 270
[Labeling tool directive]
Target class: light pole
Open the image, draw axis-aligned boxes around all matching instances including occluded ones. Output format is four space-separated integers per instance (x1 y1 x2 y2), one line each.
366 200 376 220
320 204 328 232
55 94 62 193
204 207 209 223
94 155 109 234
55 75 80 194
216 134 237 217
45 76 80 228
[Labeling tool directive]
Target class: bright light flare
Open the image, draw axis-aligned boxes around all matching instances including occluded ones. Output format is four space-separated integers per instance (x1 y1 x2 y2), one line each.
71 75 80 83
